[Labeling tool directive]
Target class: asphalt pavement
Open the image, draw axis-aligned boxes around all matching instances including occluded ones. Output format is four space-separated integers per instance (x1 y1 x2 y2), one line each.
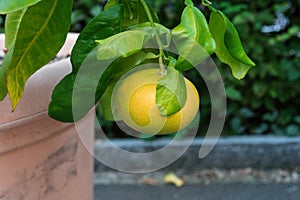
94 183 300 200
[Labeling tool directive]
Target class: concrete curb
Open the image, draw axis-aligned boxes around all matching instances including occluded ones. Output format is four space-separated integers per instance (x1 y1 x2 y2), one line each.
94 136 300 172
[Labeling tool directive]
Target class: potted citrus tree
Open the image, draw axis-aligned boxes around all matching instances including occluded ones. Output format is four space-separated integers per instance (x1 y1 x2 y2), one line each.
0 0 255 199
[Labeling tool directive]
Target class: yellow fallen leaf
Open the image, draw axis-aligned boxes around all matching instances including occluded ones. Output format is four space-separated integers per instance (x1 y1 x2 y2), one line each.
164 172 184 187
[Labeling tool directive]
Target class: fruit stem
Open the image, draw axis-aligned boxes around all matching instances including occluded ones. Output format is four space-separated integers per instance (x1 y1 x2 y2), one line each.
140 0 166 75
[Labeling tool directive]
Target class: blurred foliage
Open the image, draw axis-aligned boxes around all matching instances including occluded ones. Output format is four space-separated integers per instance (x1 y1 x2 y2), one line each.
71 0 107 32
0 15 4 33
210 0 300 136
1 0 299 137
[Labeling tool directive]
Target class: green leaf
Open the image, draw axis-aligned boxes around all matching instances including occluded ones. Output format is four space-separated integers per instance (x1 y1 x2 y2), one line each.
0 10 26 100
6 0 72 110
98 82 120 121
156 67 187 116
96 51 147 106
49 51 146 122
0 9 26 100
184 0 194 6
104 0 119 10
49 74 101 122
71 5 122 72
128 22 171 47
0 0 42 14
172 4 216 71
224 17 256 66
209 10 255 79
100 51 147 88
49 49 104 122
96 30 151 60
173 37 210 71
0 45 14 100
4 9 26 48
48 73 77 122
121 0 159 29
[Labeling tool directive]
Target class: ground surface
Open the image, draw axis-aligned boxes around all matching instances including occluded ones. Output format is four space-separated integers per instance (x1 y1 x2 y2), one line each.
94 168 300 200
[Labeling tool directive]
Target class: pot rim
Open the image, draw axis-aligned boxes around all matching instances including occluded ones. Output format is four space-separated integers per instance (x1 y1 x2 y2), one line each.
0 33 78 124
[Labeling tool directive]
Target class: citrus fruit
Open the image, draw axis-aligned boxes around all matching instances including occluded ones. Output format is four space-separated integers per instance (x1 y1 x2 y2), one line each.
114 67 199 135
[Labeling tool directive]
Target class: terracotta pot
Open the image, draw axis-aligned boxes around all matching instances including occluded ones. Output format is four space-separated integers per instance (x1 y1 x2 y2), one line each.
0 33 94 200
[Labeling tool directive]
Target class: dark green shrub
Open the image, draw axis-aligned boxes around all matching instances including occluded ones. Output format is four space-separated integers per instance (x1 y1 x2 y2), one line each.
212 0 300 136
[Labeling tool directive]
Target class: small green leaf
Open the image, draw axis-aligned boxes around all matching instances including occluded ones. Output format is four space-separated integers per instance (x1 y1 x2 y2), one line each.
184 0 194 6
71 5 122 72
172 4 216 71
168 56 177 68
209 10 255 79
145 52 158 59
156 67 187 116
96 30 151 60
0 0 42 14
6 0 72 110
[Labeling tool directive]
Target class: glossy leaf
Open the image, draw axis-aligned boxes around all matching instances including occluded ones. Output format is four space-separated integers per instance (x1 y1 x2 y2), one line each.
96 51 147 121
0 0 41 14
96 30 151 60
156 67 187 116
49 49 106 122
6 0 72 110
71 5 122 72
209 10 255 79
4 9 26 48
128 22 171 48
98 51 147 90
48 73 77 121
172 3 216 71
97 52 147 120
49 51 146 122
173 36 210 71
50 73 102 122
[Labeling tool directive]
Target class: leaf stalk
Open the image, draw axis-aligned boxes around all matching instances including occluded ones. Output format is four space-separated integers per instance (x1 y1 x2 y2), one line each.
140 0 166 75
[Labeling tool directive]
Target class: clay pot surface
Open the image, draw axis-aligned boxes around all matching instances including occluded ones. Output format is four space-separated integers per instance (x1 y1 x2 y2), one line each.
0 33 94 200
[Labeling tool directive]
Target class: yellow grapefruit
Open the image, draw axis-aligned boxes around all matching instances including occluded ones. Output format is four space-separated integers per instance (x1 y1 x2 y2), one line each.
113 68 199 135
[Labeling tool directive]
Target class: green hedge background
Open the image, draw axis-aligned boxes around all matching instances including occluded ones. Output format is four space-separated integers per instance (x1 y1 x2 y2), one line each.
1 0 299 137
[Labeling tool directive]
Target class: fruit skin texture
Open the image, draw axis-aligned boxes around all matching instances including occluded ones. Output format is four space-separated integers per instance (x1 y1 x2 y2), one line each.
114 68 199 135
